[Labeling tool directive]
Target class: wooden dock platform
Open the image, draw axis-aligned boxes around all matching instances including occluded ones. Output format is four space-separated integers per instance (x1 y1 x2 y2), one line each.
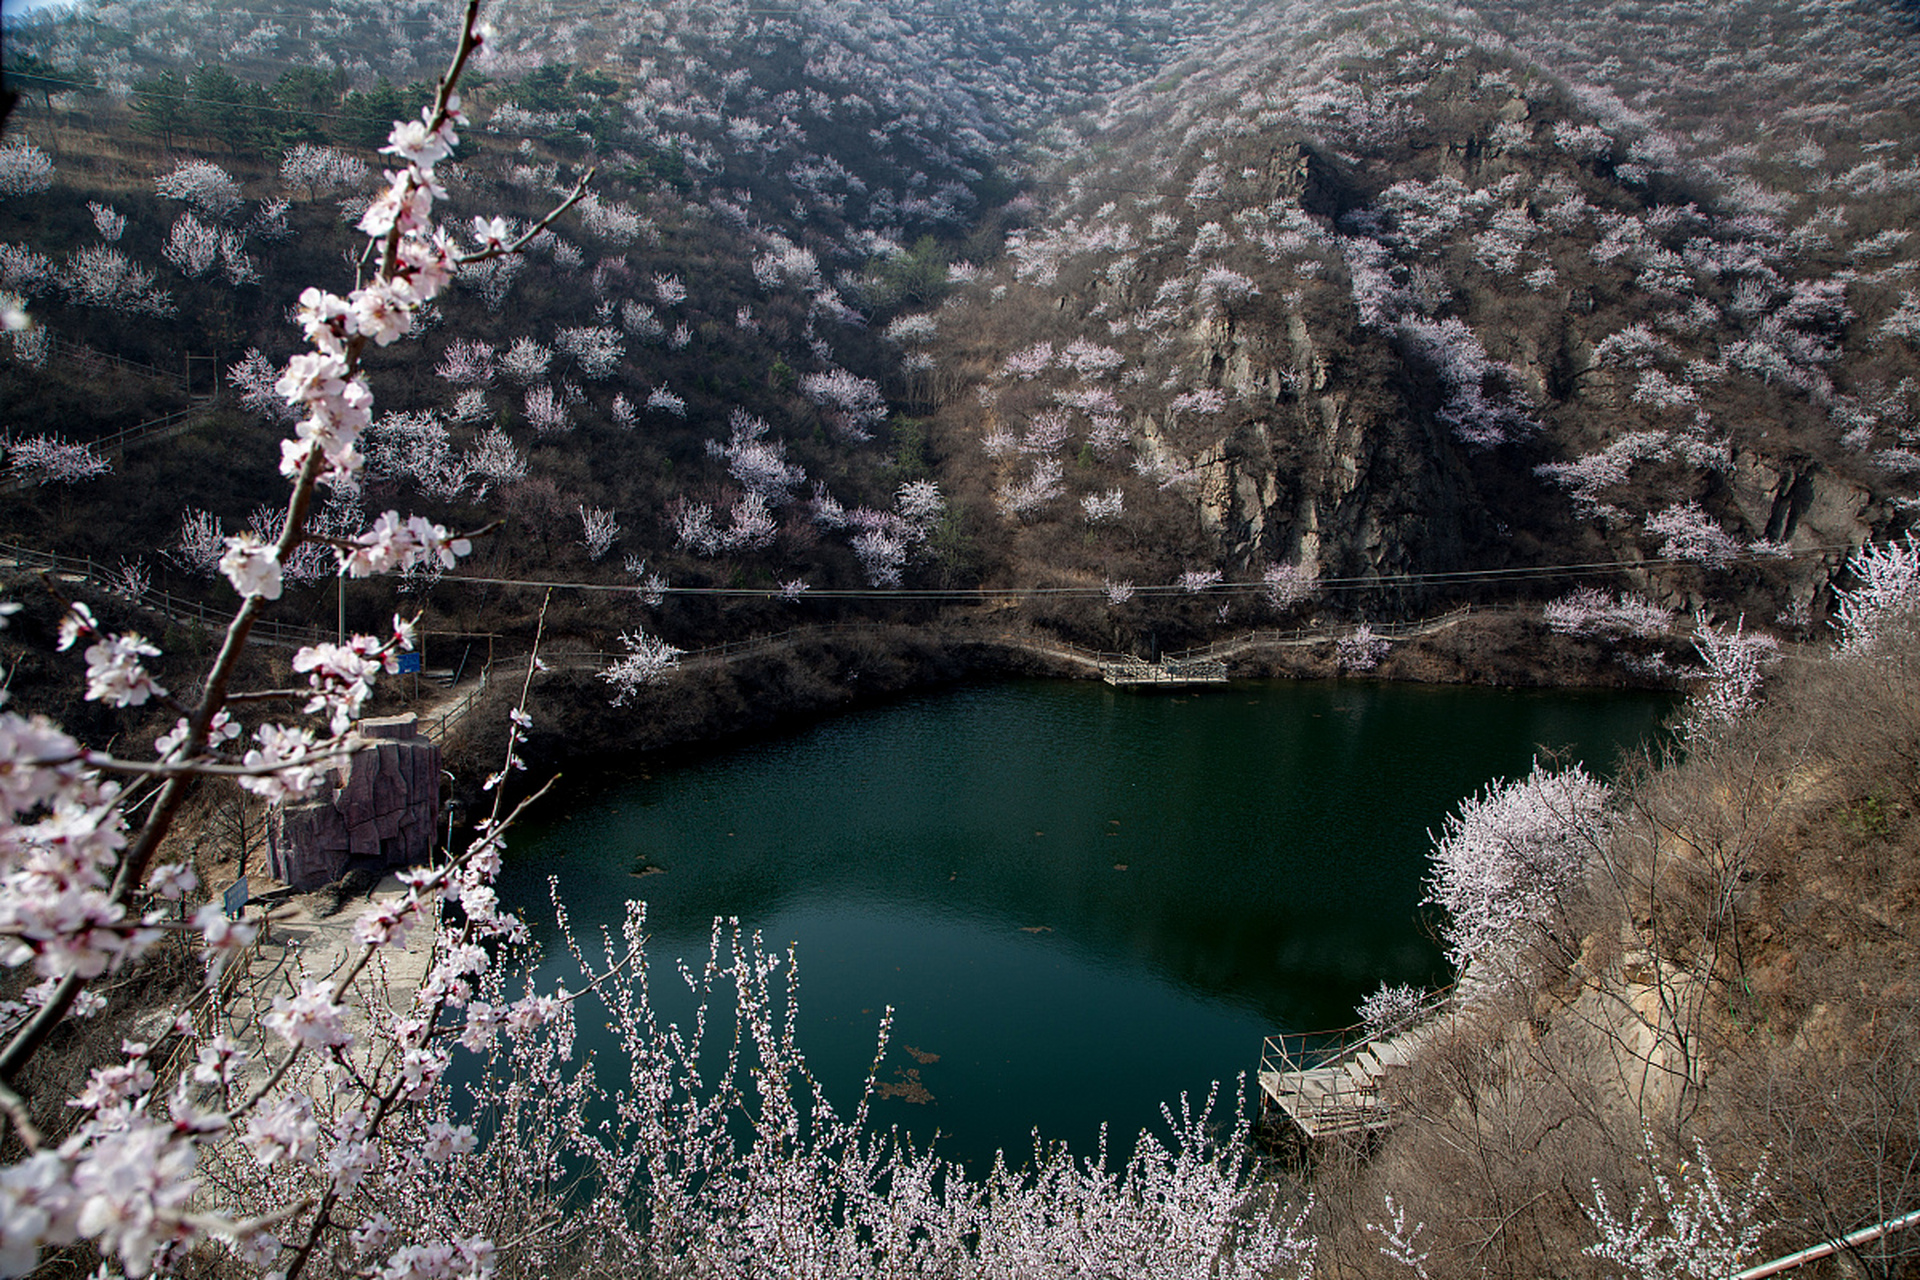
1100 657 1229 687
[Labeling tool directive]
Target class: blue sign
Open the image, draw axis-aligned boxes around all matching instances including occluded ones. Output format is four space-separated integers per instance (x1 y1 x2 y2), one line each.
395 653 423 674
223 876 250 920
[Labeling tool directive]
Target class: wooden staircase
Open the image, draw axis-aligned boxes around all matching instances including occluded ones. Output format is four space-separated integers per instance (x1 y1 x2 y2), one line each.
1257 989 1456 1141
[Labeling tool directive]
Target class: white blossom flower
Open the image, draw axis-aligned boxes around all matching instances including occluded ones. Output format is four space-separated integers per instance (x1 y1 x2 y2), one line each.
83 634 166 707
55 603 95 652
219 534 283 601
262 977 352 1052
145 864 196 900
243 1093 318 1167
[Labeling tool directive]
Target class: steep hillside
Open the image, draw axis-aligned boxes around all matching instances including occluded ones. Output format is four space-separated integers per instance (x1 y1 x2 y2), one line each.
1298 590 1920 1278
917 0 1920 656
2 0 1920 677
0 0 1210 660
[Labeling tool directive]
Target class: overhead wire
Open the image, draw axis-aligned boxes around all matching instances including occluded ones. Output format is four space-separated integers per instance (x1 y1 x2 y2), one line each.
428 545 1858 600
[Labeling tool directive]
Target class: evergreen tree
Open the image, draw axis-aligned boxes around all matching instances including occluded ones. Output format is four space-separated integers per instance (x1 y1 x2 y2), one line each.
271 66 346 147
339 79 412 149
129 68 189 150
187 63 265 153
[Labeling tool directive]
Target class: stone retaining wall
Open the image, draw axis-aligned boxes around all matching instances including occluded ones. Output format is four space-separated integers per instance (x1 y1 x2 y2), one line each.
271 714 442 889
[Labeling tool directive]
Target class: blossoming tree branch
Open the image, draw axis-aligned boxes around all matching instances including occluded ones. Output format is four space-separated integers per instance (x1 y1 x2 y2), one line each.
0 4 597 1271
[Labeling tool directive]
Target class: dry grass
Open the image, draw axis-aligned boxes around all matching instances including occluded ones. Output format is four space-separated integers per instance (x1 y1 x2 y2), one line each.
1301 630 1920 1278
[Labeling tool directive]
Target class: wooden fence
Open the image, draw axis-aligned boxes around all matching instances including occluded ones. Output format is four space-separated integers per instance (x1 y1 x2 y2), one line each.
43 333 191 389
0 539 330 648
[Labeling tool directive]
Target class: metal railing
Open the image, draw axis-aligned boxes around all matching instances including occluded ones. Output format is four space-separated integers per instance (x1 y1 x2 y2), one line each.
420 666 491 744
1733 1207 1920 1279
1259 984 1456 1123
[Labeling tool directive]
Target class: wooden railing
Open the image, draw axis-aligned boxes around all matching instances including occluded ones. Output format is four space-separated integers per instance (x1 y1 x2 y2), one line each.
1171 606 1477 661
87 404 212 455
512 614 1490 685
0 539 331 648
43 333 191 389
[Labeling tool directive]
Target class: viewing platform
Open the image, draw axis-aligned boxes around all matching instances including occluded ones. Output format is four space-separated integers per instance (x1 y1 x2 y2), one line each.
1100 656 1229 687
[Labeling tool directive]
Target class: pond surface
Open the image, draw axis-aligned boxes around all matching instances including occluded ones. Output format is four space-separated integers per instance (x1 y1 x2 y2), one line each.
497 677 1669 1169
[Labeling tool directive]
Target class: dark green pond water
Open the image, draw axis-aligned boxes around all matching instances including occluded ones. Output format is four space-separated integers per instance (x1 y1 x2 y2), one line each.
498 677 1669 1169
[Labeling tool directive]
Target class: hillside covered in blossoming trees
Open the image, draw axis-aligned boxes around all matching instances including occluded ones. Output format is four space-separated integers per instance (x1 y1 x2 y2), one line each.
4 0 1920 702
7 2 1920 1277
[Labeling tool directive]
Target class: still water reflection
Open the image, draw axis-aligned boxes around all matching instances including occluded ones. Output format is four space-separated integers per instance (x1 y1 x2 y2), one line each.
498 678 1669 1167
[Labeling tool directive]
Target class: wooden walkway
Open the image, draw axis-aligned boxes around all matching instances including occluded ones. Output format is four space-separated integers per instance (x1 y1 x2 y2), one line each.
1100 656 1228 686
1258 988 1457 1140
0 400 215 495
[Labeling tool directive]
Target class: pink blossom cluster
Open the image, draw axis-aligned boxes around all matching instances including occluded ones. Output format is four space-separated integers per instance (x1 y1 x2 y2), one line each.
1396 317 1538 448
554 324 623 379
713 409 806 503
4 434 111 486
599 631 687 706
997 457 1065 518
161 215 256 286
152 159 243 220
1169 387 1227 417
475 912 1317 1280
279 144 370 200
840 484 945 587
0 139 54 199
58 246 175 317
1535 431 1672 521
1542 588 1673 639
434 338 497 386
646 385 688 417
1020 408 1074 455
498 336 550 385
1834 533 1920 655
523 384 570 434
1644 502 1742 569
577 505 620 560
87 202 125 242
1424 761 1612 973
1680 613 1780 742
798 367 888 440
1082 487 1124 524
673 493 778 557
1179 568 1224 593
1000 340 1056 380
1337 623 1391 672
227 350 302 424
1262 563 1317 611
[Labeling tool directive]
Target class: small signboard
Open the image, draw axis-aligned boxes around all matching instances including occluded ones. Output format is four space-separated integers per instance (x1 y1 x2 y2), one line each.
395 653 423 674
223 876 249 920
